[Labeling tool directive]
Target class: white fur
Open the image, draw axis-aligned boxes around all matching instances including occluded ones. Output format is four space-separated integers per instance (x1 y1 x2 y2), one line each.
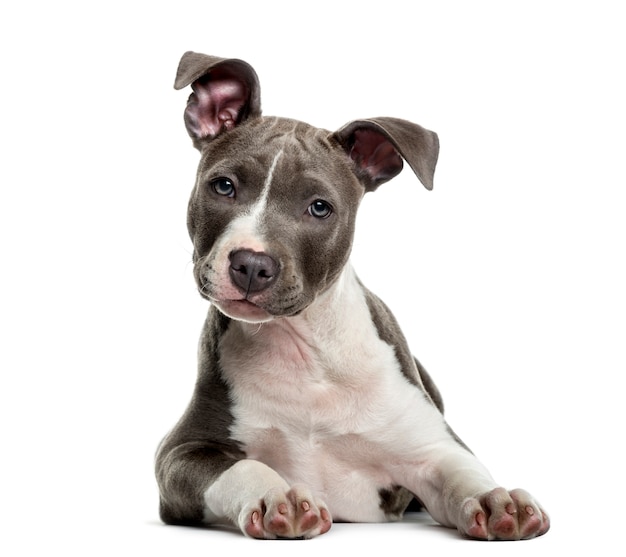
205 264 497 524
249 149 283 223
204 459 289 524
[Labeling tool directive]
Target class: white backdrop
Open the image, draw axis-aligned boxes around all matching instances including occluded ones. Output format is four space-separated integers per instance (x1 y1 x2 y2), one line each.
1 1 624 555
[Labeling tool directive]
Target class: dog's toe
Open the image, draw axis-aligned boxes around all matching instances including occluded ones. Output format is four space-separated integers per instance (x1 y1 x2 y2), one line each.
244 509 266 538
510 488 550 539
240 485 332 539
459 487 549 541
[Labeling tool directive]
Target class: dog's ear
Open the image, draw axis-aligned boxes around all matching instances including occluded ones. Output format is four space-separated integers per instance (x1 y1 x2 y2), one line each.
174 51 261 147
333 117 439 191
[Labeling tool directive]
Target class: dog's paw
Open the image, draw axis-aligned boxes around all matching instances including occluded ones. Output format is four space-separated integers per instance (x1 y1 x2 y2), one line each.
459 487 550 541
239 484 332 539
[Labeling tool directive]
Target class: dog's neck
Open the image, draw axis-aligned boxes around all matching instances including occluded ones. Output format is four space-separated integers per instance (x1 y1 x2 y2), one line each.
223 263 374 379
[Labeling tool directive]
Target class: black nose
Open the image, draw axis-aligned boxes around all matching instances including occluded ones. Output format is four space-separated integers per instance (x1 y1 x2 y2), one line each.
229 250 280 295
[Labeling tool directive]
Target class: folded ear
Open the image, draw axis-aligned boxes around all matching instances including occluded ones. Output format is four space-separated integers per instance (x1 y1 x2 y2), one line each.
332 117 439 191
174 51 261 147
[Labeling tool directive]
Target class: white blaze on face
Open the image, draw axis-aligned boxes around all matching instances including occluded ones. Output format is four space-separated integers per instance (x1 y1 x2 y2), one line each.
205 149 285 301
249 149 283 226
225 147 284 248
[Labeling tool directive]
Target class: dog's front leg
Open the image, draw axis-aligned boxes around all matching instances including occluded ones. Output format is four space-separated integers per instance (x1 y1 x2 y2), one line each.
205 460 332 539
408 444 550 540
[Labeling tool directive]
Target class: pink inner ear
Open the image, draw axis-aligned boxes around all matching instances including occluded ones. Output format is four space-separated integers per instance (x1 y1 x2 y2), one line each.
350 129 403 182
186 72 248 139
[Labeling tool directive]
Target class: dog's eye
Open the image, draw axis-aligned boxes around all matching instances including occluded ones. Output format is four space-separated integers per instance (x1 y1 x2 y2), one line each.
211 177 236 198
308 200 333 219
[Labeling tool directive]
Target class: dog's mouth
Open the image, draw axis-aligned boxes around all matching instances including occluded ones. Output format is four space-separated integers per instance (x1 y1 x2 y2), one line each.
196 276 273 322
213 295 306 323
213 298 275 323
195 262 305 322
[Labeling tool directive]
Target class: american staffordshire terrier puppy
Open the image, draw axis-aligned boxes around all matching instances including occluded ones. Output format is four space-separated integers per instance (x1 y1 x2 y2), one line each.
155 51 550 541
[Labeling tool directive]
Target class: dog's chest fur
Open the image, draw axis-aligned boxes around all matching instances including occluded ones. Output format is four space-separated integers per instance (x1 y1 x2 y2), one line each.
217 266 444 521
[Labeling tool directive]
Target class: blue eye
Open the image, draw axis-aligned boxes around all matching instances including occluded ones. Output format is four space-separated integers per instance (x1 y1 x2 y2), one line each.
308 199 333 219
211 177 235 198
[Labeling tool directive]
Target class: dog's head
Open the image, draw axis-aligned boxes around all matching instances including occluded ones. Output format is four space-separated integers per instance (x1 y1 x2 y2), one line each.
175 52 439 323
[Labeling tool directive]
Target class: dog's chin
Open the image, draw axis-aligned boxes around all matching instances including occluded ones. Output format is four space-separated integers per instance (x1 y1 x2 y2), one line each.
213 299 275 324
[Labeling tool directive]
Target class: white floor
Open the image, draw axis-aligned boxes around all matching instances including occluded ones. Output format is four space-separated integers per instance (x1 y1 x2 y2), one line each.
8 504 583 557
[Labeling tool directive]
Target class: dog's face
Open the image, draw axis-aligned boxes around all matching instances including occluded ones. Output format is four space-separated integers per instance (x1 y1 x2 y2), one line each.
188 117 364 323
176 53 439 323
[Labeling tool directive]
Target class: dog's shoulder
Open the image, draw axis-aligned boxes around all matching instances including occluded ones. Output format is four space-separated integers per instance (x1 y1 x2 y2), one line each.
358 280 444 412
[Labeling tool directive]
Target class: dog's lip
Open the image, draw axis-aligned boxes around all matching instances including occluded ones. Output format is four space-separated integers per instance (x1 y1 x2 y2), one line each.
227 298 259 309
214 298 273 322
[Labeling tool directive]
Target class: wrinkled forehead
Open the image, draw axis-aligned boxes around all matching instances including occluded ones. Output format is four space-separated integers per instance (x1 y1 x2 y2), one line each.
199 116 364 201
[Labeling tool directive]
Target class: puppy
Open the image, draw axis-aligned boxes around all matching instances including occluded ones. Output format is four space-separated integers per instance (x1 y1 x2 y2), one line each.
155 51 550 541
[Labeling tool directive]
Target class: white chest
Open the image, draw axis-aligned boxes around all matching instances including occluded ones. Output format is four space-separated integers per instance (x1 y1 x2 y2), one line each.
217 271 447 521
